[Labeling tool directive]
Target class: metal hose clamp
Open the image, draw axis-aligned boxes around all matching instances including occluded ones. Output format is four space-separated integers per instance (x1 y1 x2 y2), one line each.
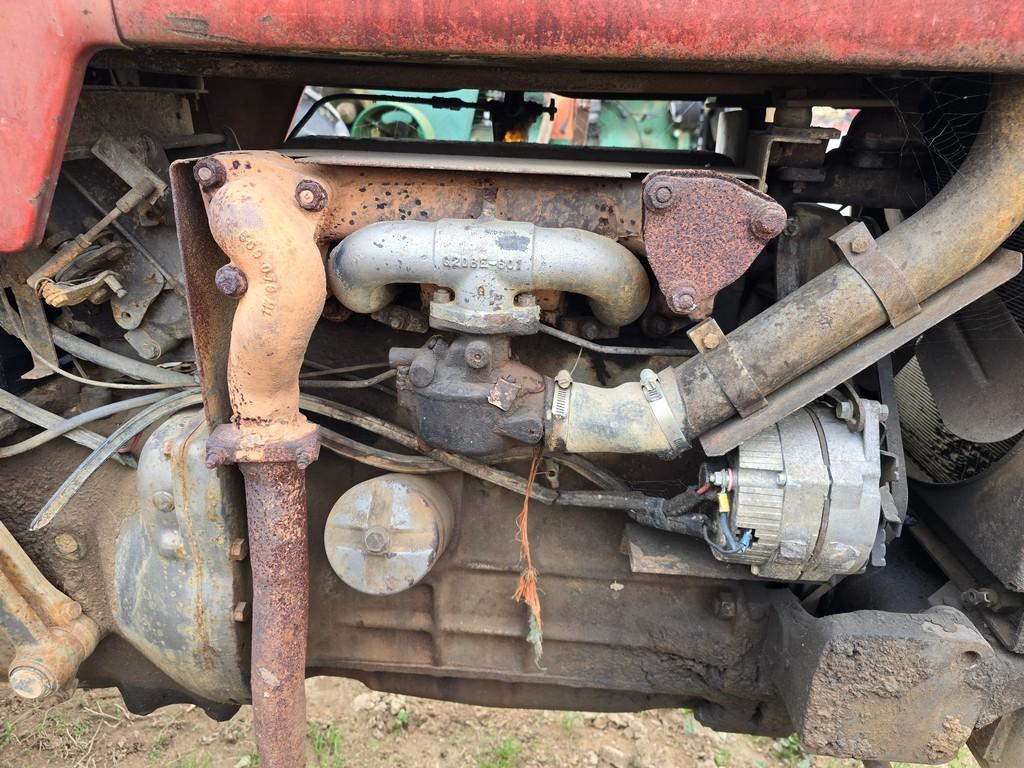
639 369 688 453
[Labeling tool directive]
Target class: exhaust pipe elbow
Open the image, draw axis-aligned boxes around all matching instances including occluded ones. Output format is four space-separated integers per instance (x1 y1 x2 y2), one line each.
203 160 327 427
328 218 650 332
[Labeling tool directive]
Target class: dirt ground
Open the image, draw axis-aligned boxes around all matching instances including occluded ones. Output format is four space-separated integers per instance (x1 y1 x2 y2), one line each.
0 677 977 768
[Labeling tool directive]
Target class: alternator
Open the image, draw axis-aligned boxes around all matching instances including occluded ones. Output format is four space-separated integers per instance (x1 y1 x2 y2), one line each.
704 401 884 581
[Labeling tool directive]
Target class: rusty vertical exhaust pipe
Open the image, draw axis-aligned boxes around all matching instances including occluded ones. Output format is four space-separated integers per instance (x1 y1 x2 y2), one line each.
196 153 329 767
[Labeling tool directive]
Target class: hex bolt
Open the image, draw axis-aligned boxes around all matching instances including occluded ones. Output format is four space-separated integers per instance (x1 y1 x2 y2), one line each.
702 333 721 350
666 290 697 314
749 202 787 240
464 340 491 369
644 182 675 210
193 158 227 190
835 401 855 420
294 179 328 211
232 601 251 623
514 293 537 307
215 264 248 299
850 236 871 254
433 288 453 304
228 538 249 561
8 666 55 700
152 490 175 513
580 319 601 340
364 526 389 554
53 533 79 556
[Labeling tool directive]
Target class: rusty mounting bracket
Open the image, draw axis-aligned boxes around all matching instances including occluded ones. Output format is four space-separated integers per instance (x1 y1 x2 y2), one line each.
641 169 786 318
688 319 768 418
831 221 922 327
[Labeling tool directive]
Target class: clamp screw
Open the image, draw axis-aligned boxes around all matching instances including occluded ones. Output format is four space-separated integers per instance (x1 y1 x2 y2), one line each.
554 370 573 389
295 179 328 211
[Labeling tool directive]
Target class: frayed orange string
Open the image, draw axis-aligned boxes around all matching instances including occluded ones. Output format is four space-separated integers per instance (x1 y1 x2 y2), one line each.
513 447 545 633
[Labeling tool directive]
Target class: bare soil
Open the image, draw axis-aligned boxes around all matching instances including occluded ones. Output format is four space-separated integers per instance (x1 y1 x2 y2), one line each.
0 677 976 768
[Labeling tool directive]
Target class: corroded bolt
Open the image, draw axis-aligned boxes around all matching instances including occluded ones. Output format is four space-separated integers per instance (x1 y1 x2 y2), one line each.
295 179 328 211
715 592 737 620
9 666 55 700
53 533 79 556
702 333 721 350
59 601 82 623
433 288 453 303
666 290 696 314
644 182 675 210
193 158 227 190
850 236 871 254
215 264 248 299
749 202 787 240
152 491 175 513
464 340 491 370
228 538 249 561
232 601 251 623
364 527 389 554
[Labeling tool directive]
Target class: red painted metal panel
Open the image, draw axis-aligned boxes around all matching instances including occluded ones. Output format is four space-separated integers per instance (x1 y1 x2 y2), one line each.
112 0 1024 72
0 2 122 253
3 0 1024 253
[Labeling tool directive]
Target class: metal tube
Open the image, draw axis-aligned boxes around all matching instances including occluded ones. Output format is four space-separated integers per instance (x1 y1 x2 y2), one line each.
240 462 309 768
674 77 1024 439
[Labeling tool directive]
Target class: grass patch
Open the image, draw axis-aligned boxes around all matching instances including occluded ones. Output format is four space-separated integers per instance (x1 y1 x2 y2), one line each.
309 722 344 768
478 737 523 768
559 713 582 735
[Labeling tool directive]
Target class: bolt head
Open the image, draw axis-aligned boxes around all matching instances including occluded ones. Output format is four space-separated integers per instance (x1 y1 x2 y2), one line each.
152 491 175 513
835 401 855 420
750 202 787 240
433 288 453 304
464 340 491 369
215 264 248 299
850 236 870 254
193 159 227 190
702 333 721 350
364 527 389 554
514 293 537 308
295 179 328 211
232 601 251 623
644 182 675 210
666 290 696 314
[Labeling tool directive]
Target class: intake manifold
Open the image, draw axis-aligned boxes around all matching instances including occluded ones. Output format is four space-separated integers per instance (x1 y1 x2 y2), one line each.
328 217 650 335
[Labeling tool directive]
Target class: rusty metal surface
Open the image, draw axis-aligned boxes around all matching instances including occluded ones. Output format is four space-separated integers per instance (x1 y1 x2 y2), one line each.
671 78 1024 444
642 170 785 316
767 591 992 763
699 249 1022 457
240 462 310 768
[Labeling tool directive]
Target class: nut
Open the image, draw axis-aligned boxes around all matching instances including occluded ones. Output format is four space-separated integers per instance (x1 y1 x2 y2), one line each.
193 158 227 190
294 179 328 211
850 236 871 254
433 288 453 304
228 538 249 561
835 401 855 420
666 290 697 315
215 264 248 299
580 319 601 340
702 333 721 350
644 181 675 210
